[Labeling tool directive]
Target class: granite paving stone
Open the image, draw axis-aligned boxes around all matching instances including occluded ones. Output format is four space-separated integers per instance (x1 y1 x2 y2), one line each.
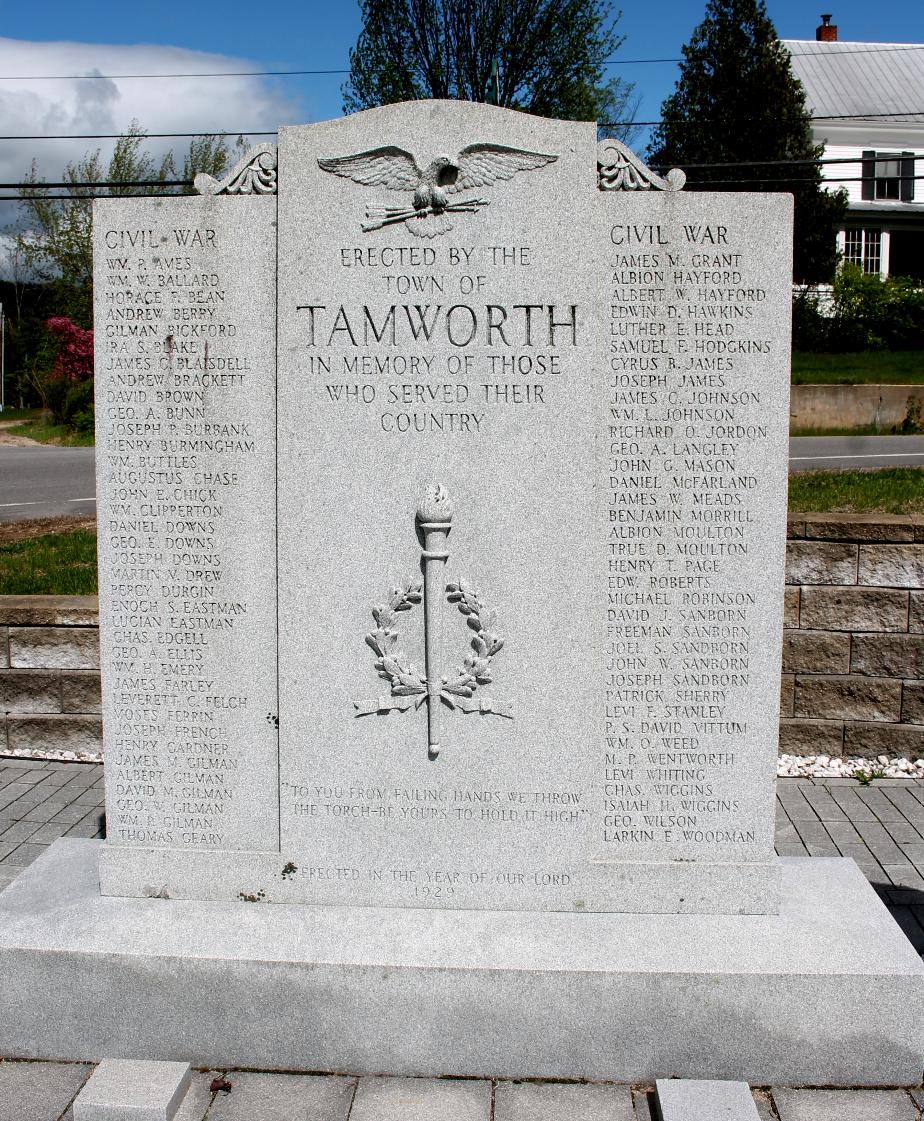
494 1081 635 1121
205 1072 356 1121
772 1088 917 1120
349 1077 491 1121
656 1079 760 1120
0 1060 92 1121
72 1058 191 1121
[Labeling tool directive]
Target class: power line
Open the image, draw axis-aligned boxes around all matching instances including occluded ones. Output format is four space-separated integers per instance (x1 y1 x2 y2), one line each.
0 42 922 83
1 109 922 144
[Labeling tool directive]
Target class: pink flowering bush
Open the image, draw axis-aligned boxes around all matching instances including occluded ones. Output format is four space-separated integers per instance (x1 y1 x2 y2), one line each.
44 317 95 433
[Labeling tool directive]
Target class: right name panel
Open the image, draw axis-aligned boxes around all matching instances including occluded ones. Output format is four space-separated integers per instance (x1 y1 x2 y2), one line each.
594 191 793 874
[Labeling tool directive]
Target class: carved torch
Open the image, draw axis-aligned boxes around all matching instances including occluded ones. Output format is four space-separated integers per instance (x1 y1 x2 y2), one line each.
416 484 453 758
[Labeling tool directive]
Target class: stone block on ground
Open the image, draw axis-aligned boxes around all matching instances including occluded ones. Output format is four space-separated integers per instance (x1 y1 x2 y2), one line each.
494 1081 635 1121
780 675 794 717
656 1079 759 1120
793 675 902 722
901 682 924 725
799 588 909 633
0 626 7 670
785 541 857 585
61 671 102 714
909 592 924 633
803 514 915 543
842 722 924 758
0 670 61 714
782 632 850 674
784 586 800 628
200 1071 355 1121
8 627 99 670
6 714 103 755
771 1088 917 1121
851 635 924 679
0 1059 92 1121
0 596 99 627
858 544 924 588
73 1059 190 1121
349 1077 491 1121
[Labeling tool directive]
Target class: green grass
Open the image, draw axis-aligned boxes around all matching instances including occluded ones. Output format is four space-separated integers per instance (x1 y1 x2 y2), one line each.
790 424 902 437
789 467 924 514
4 418 94 446
0 531 98 594
792 351 924 385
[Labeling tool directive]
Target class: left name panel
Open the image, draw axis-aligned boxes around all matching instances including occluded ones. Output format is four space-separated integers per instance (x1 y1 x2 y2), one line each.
93 195 279 866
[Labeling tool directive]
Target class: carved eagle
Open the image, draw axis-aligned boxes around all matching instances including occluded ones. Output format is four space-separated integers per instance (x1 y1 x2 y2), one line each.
317 144 557 236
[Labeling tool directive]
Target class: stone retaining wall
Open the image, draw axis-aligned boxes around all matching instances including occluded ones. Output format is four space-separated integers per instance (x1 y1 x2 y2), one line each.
789 384 924 431
783 514 924 758
0 597 102 756
3 514 924 760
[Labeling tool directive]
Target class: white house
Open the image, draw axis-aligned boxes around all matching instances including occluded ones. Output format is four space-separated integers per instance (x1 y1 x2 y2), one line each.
784 15 924 280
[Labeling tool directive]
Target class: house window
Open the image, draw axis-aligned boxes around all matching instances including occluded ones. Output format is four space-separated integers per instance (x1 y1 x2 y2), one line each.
862 150 916 202
875 156 901 199
844 228 881 274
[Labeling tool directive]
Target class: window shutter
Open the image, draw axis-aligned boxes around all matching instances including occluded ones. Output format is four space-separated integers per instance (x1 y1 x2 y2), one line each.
861 150 875 200
900 151 915 202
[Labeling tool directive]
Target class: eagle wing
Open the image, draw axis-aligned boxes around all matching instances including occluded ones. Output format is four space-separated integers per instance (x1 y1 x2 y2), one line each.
317 147 422 191
445 144 557 194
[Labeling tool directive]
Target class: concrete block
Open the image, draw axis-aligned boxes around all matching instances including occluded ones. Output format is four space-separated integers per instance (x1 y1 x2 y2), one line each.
0 625 7 669
350 1077 491 1121
793 675 902 722
799 587 908 632
204 1071 355 1121
73 1059 190 1121
0 596 99 626
7 714 103 755
782 632 850 674
771 1088 916 1121
494 1081 635 1121
780 675 794 718
0 1059 92 1121
656 1079 759 1120
0 841 922 1087
784 586 800 628
778 718 844 756
786 516 806 539
858 544 924 588
0 670 60 714
785 541 857 585
843 722 924 759
910 592 924 633
901 682 924 725
803 514 915 543
9 627 100 670
61 671 102 713
851 635 924 679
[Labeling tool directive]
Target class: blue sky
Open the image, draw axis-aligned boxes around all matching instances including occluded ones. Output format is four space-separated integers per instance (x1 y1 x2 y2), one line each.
0 0 922 188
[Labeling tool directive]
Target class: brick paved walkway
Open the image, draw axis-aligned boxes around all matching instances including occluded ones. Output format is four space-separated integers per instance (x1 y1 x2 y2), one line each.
2 758 924 954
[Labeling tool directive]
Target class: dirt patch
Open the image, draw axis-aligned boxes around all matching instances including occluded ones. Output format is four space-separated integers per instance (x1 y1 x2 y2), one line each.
0 515 96 545
0 425 41 447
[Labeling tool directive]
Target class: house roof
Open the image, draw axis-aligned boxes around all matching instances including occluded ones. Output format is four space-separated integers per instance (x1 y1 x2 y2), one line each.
782 40 924 124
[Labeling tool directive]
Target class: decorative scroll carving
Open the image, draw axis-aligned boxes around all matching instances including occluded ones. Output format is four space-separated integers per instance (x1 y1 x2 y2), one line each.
597 139 685 192
194 144 277 196
354 486 512 758
318 144 557 237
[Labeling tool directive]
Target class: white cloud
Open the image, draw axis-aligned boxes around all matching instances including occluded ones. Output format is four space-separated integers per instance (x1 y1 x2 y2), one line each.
0 37 301 189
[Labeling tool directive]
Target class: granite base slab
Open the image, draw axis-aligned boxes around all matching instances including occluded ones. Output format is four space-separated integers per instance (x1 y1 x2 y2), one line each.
0 840 921 1086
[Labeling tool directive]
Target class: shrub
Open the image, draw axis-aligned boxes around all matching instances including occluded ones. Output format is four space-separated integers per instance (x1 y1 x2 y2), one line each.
43 316 94 430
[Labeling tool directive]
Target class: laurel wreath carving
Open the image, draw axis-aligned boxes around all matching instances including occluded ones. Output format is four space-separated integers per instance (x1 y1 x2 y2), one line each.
360 576 506 711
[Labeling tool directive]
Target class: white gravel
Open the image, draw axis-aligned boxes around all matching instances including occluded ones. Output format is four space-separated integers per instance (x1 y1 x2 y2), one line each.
778 753 924 778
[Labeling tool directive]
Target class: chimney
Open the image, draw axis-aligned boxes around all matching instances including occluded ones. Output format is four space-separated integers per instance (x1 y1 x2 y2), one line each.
816 14 838 41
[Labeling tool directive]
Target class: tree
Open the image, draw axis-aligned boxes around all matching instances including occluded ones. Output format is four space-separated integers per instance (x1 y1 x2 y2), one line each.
13 124 244 325
648 0 846 283
343 0 639 139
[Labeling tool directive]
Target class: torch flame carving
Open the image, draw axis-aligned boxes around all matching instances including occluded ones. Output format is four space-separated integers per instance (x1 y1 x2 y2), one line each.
416 484 454 758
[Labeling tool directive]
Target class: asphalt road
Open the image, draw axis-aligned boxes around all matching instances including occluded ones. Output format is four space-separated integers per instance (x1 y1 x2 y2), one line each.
1 437 923 525
0 445 97 524
789 434 924 471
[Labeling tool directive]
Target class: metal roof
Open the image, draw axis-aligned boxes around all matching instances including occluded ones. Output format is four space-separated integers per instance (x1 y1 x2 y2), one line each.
782 40 924 124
